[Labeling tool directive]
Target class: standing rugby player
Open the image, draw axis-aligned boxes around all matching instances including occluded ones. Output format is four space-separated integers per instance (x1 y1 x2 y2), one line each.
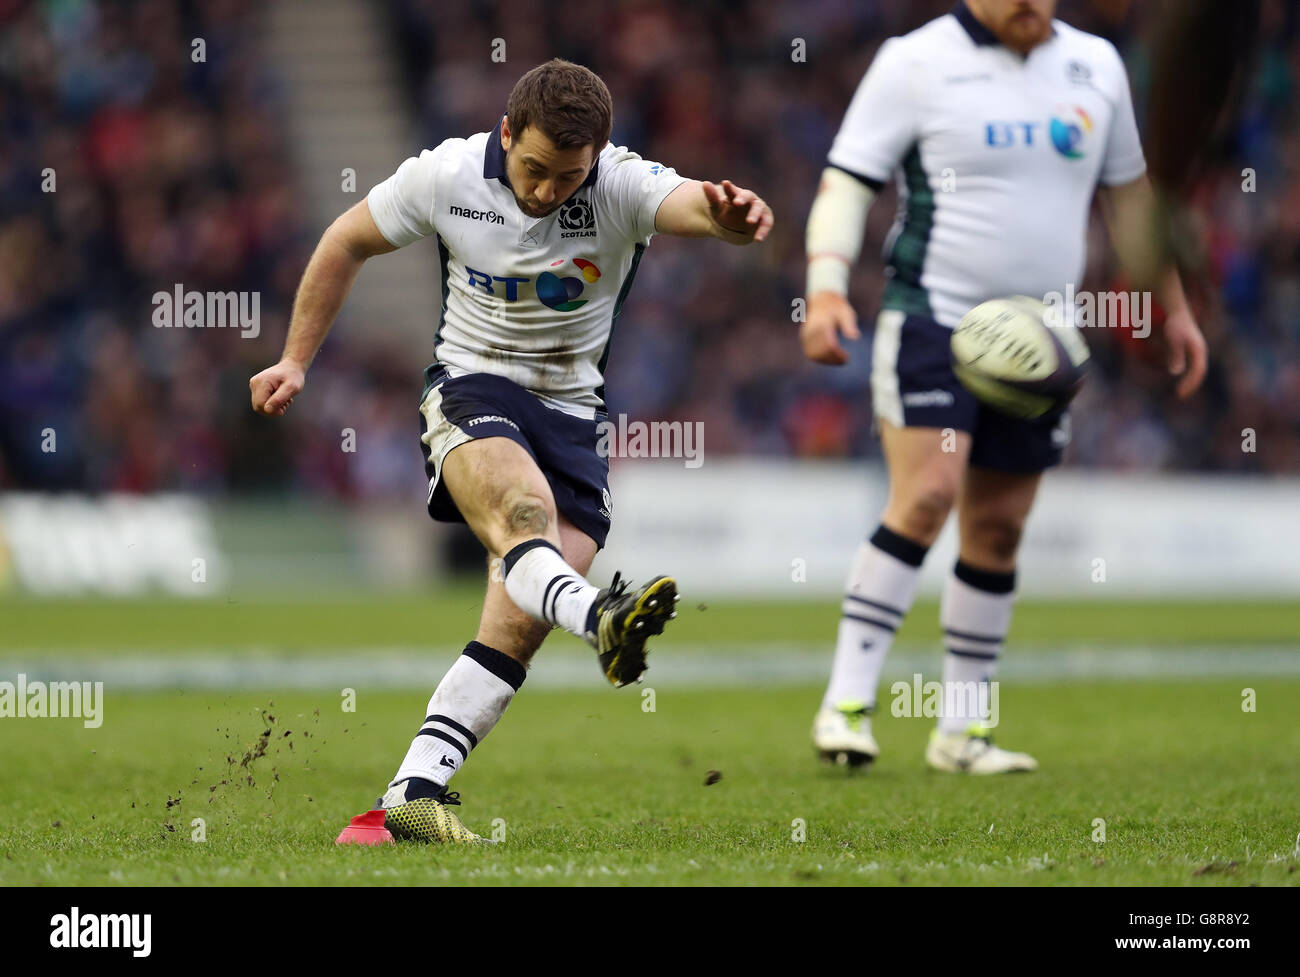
803 1 1206 772
250 59 772 841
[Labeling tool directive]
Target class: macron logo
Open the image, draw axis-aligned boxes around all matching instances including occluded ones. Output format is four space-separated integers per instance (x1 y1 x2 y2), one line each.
466 414 520 431
902 390 955 408
450 204 504 225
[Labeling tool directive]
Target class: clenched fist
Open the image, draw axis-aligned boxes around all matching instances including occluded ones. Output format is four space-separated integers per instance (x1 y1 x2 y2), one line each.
249 359 306 416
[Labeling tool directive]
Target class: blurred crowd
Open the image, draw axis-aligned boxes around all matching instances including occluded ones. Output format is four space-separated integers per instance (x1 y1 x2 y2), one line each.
0 0 312 494
2 0 1298 503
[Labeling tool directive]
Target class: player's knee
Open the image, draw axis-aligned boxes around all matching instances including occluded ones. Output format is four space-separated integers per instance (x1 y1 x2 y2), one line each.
968 513 1024 564
499 487 551 540
898 484 957 541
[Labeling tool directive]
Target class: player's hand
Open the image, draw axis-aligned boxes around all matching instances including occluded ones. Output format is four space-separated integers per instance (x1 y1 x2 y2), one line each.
702 179 773 243
1161 307 1207 398
800 291 861 365
250 358 306 416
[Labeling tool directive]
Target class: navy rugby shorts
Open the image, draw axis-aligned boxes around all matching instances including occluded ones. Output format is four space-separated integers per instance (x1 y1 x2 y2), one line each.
418 366 612 548
870 309 1070 473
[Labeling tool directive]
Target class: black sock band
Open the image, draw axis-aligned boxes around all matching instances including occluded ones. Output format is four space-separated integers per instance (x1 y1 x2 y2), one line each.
953 559 1016 594
870 524 929 568
501 537 560 576
463 640 527 691
399 776 447 801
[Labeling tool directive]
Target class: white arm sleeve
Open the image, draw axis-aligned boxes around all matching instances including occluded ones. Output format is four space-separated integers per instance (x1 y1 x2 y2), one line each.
805 167 876 297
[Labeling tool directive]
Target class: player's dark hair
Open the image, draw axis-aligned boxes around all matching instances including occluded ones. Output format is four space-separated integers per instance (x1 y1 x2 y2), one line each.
506 59 613 151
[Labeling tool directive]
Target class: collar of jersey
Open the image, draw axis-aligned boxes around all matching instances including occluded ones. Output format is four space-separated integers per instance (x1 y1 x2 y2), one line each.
951 1 1056 48
483 114 601 192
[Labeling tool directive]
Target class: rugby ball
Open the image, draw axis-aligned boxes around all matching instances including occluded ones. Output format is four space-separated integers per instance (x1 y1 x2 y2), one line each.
950 296 1089 419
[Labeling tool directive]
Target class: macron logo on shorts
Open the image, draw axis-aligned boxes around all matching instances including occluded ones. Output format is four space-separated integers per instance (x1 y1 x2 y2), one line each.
466 414 520 431
450 204 505 225
902 390 956 408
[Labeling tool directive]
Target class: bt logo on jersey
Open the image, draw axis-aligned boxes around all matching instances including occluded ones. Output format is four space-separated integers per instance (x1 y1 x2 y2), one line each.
465 268 529 301
538 258 600 311
985 107 1090 159
985 120 1041 148
1049 106 1092 159
463 258 601 312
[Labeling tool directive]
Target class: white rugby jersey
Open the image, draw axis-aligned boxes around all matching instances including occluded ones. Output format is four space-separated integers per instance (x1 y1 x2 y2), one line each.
368 117 689 417
828 1 1147 328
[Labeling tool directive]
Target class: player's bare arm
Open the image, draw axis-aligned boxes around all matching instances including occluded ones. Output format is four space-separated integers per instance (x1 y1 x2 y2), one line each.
654 178 773 243
1101 175 1208 398
248 201 396 417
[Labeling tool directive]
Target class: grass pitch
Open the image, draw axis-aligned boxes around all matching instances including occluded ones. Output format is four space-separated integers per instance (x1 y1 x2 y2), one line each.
0 591 1297 885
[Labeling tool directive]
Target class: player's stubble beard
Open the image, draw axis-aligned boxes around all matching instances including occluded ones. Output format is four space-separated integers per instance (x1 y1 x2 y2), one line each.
971 0 1055 53
515 194 562 219
510 177 572 219
503 145 556 218
502 143 590 219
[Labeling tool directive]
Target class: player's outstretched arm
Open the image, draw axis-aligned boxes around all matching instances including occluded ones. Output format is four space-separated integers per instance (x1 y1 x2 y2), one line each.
1100 175 1208 399
250 201 397 417
654 179 772 244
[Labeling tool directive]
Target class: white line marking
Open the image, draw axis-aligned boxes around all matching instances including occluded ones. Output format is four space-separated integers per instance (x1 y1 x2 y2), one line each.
0 644 1296 690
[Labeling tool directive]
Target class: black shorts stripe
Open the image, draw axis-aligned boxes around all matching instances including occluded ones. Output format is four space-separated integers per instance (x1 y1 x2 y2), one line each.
424 714 479 749
943 627 1005 645
842 612 899 633
945 647 1000 662
844 593 904 618
416 727 468 760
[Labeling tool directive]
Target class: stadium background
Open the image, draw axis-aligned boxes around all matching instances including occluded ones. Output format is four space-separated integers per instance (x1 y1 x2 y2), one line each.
3 0 1298 483
2 0 1299 594
0 0 1297 886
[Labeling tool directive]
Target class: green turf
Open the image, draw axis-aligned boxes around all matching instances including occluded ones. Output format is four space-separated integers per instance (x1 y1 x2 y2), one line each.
1 680 1297 885
2 589 1298 651
2 594 1295 884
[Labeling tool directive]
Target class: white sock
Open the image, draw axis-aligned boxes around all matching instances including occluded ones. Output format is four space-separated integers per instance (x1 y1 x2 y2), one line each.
501 539 601 641
390 641 526 788
937 560 1016 735
822 525 928 710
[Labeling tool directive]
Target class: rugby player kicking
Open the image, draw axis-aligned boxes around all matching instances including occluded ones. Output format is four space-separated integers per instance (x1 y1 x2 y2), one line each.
803 0 1206 772
250 59 771 842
